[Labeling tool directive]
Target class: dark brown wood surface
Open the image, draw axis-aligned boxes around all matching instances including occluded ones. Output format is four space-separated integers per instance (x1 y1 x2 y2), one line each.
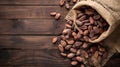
0 0 119 67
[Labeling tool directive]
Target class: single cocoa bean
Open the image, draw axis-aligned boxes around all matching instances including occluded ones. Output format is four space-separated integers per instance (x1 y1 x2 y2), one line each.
67 20 73 25
55 13 61 20
60 40 67 47
82 42 88 49
50 12 57 16
93 15 100 20
76 20 83 26
76 49 81 55
60 53 67 57
65 24 72 29
65 45 72 50
71 61 78 66
83 30 89 35
99 47 105 52
79 15 86 21
52 37 58 44
89 30 95 38
72 32 77 36
65 3 70 9
89 17 94 24
67 53 75 58
80 25 87 30
59 0 65 6
66 39 74 45
62 29 71 34
70 48 77 53
93 26 99 34
88 25 92 31
76 56 83 62
94 51 99 58
74 41 82 47
76 32 82 39
58 45 64 52
77 13 84 18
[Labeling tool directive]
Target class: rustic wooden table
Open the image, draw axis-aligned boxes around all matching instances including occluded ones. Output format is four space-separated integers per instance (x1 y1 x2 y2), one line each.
0 0 119 67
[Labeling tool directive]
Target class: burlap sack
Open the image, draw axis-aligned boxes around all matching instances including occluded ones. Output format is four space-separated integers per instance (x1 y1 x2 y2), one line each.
65 0 120 67
65 0 120 43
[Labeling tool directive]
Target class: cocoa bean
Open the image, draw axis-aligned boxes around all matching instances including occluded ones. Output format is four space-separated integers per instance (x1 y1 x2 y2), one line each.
67 53 75 58
94 51 99 58
50 12 57 16
76 49 81 55
76 56 83 62
72 0 77 3
93 15 100 20
62 29 71 34
80 64 85 67
79 15 86 21
71 61 78 66
83 30 89 35
52 37 58 44
65 45 72 50
65 24 72 29
70 48 77 53
65 3 70 9
66 39 74 45
89 17 94 24
55 13 61 20
82 42 88 49
60 53 67 57
59 0 65 6
60 40 67 47
76 20 83 26
58 45 64 52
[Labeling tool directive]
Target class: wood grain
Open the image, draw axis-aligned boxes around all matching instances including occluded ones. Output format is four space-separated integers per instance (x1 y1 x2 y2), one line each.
0 19 65 34
0 6 70 19
0 36 58 49
0 0 74 6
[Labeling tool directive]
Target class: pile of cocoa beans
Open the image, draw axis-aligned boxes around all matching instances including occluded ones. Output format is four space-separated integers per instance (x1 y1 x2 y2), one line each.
52 6 109 67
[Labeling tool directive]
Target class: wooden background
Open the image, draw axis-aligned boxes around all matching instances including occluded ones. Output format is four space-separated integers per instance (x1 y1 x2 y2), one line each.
0 0 119 67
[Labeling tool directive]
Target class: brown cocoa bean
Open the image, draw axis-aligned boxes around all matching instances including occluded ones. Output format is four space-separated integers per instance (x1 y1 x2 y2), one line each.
85 9 94 15
83 30 89 35
72 32 77 36
88 25 93 31
60 53 67 57
76 56 83 62
65 45 72 50
67 20 73 25
93 15 100 20
80 25 87 30
93 26 99 34
60 40 67 47
97 21 103 27
82 42 88 49
58 45 64 52
66 39 74 45
81 50 89 58
74 41 82 47
76 49 81 55
79 15 86 21
50 12 57 16
65 24 72 29
59 0 65 6
55 13 61 20
52 37 58 44
76 20 83 26
62 29 71 34
67 53 75 58
89 17 94 24
94 51 99 58
71 61 78 66
76 32 82 39
78 29 84 34
70 48 77 53
65 3 70 9
77 13 84 18
89 30 95 38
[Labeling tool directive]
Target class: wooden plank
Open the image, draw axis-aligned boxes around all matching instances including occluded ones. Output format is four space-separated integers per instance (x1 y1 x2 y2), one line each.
0 0 74 6
0 49 70 66
0 19 65 34
0 0 59 5
0 36 60 49
0 6 70 19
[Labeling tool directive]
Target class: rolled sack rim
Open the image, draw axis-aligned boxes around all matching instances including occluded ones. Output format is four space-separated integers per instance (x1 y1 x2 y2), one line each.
72 1 115 43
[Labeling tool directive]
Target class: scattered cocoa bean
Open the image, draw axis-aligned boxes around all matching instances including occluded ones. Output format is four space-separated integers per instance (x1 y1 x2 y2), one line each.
60 53 67 57
71 61 78 66
55 13 61 20
59 0 65 6
50 12 57 16
52 37 58 44
67 53 75 58
58 45 64 52
65 3 70 9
